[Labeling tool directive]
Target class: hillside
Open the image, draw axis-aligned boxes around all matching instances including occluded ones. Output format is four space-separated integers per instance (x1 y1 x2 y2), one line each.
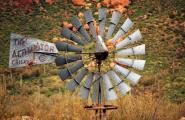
0 0 185 119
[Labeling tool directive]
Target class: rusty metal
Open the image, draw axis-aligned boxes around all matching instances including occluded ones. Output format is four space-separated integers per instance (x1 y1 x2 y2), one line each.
84 104 118 120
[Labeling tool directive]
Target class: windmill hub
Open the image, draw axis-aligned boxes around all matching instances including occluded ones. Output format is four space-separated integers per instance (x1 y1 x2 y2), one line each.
95 51 109 61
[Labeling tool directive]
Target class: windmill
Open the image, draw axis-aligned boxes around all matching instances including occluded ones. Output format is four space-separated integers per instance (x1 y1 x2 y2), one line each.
55 8 145 120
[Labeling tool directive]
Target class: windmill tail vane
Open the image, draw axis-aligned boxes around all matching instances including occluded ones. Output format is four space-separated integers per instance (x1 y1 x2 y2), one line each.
9 33 59 68
9 8 146 119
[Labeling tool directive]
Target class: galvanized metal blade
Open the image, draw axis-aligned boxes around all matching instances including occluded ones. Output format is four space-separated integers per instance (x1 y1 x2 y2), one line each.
55 55 82 66
98 8 107 38
96 35 108 52
103 74 117 100
55 41 82 52
84 10 98 40
92 73 104 103
71 16 91 42
92 73 100 102
66 68 88 91
106 11 122 39
61 28 85 45
115 58 146 70
59 60 84 81
116 44 145 56
113 64 141 85
116 29 142 49
108 71 131 95
79 72 94 99
112 18 133 42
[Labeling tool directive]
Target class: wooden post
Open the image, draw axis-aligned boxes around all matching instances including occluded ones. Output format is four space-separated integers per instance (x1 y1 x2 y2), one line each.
0 74 3 96
0 74 6 96
36 86 40 104
4 74 6 94
43 65 46 75
10 70 13 85
20 74 23 87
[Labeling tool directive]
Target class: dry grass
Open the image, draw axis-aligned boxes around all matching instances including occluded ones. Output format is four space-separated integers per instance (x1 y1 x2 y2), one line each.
0 93 184 120
111 94 185 120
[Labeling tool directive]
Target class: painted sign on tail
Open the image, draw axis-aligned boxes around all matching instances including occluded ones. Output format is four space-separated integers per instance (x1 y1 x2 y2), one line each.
9 33 58 68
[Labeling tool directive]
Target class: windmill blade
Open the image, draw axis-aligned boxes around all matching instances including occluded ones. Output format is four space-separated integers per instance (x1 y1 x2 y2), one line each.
113 64 141 85
96 35 108 52
59 60 84 80
55 41 82 52
115 58 146 70
98 8 107 37
106 11 122 39
84 10 98 40
103 74 117 100
79 73 94 99
108 71 131 95
71 16 91 41
98 76 104 103
92 74 104 103
61 28 86 45
66 68 88 91
112 18 133 42
55 55 82 66
116 29 142 49
116 44 145 56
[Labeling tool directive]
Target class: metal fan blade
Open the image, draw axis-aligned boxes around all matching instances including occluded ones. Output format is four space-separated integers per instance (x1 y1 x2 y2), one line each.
55 41 82 52
115 58 146 70
96 35 108 52
79 73 94 99
116 29 142 49
84 10 98 40
71 16 91 41
59 60 84 80
103 74 117 100
92 74 104 103
106 11 122 39
66 68 88 91
112 18 133 42
98 8 107 37
55 55 82 66
92 73 100 102
113 64 141 85
61 28 85 45
116 44 145 56
108 71 131 95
